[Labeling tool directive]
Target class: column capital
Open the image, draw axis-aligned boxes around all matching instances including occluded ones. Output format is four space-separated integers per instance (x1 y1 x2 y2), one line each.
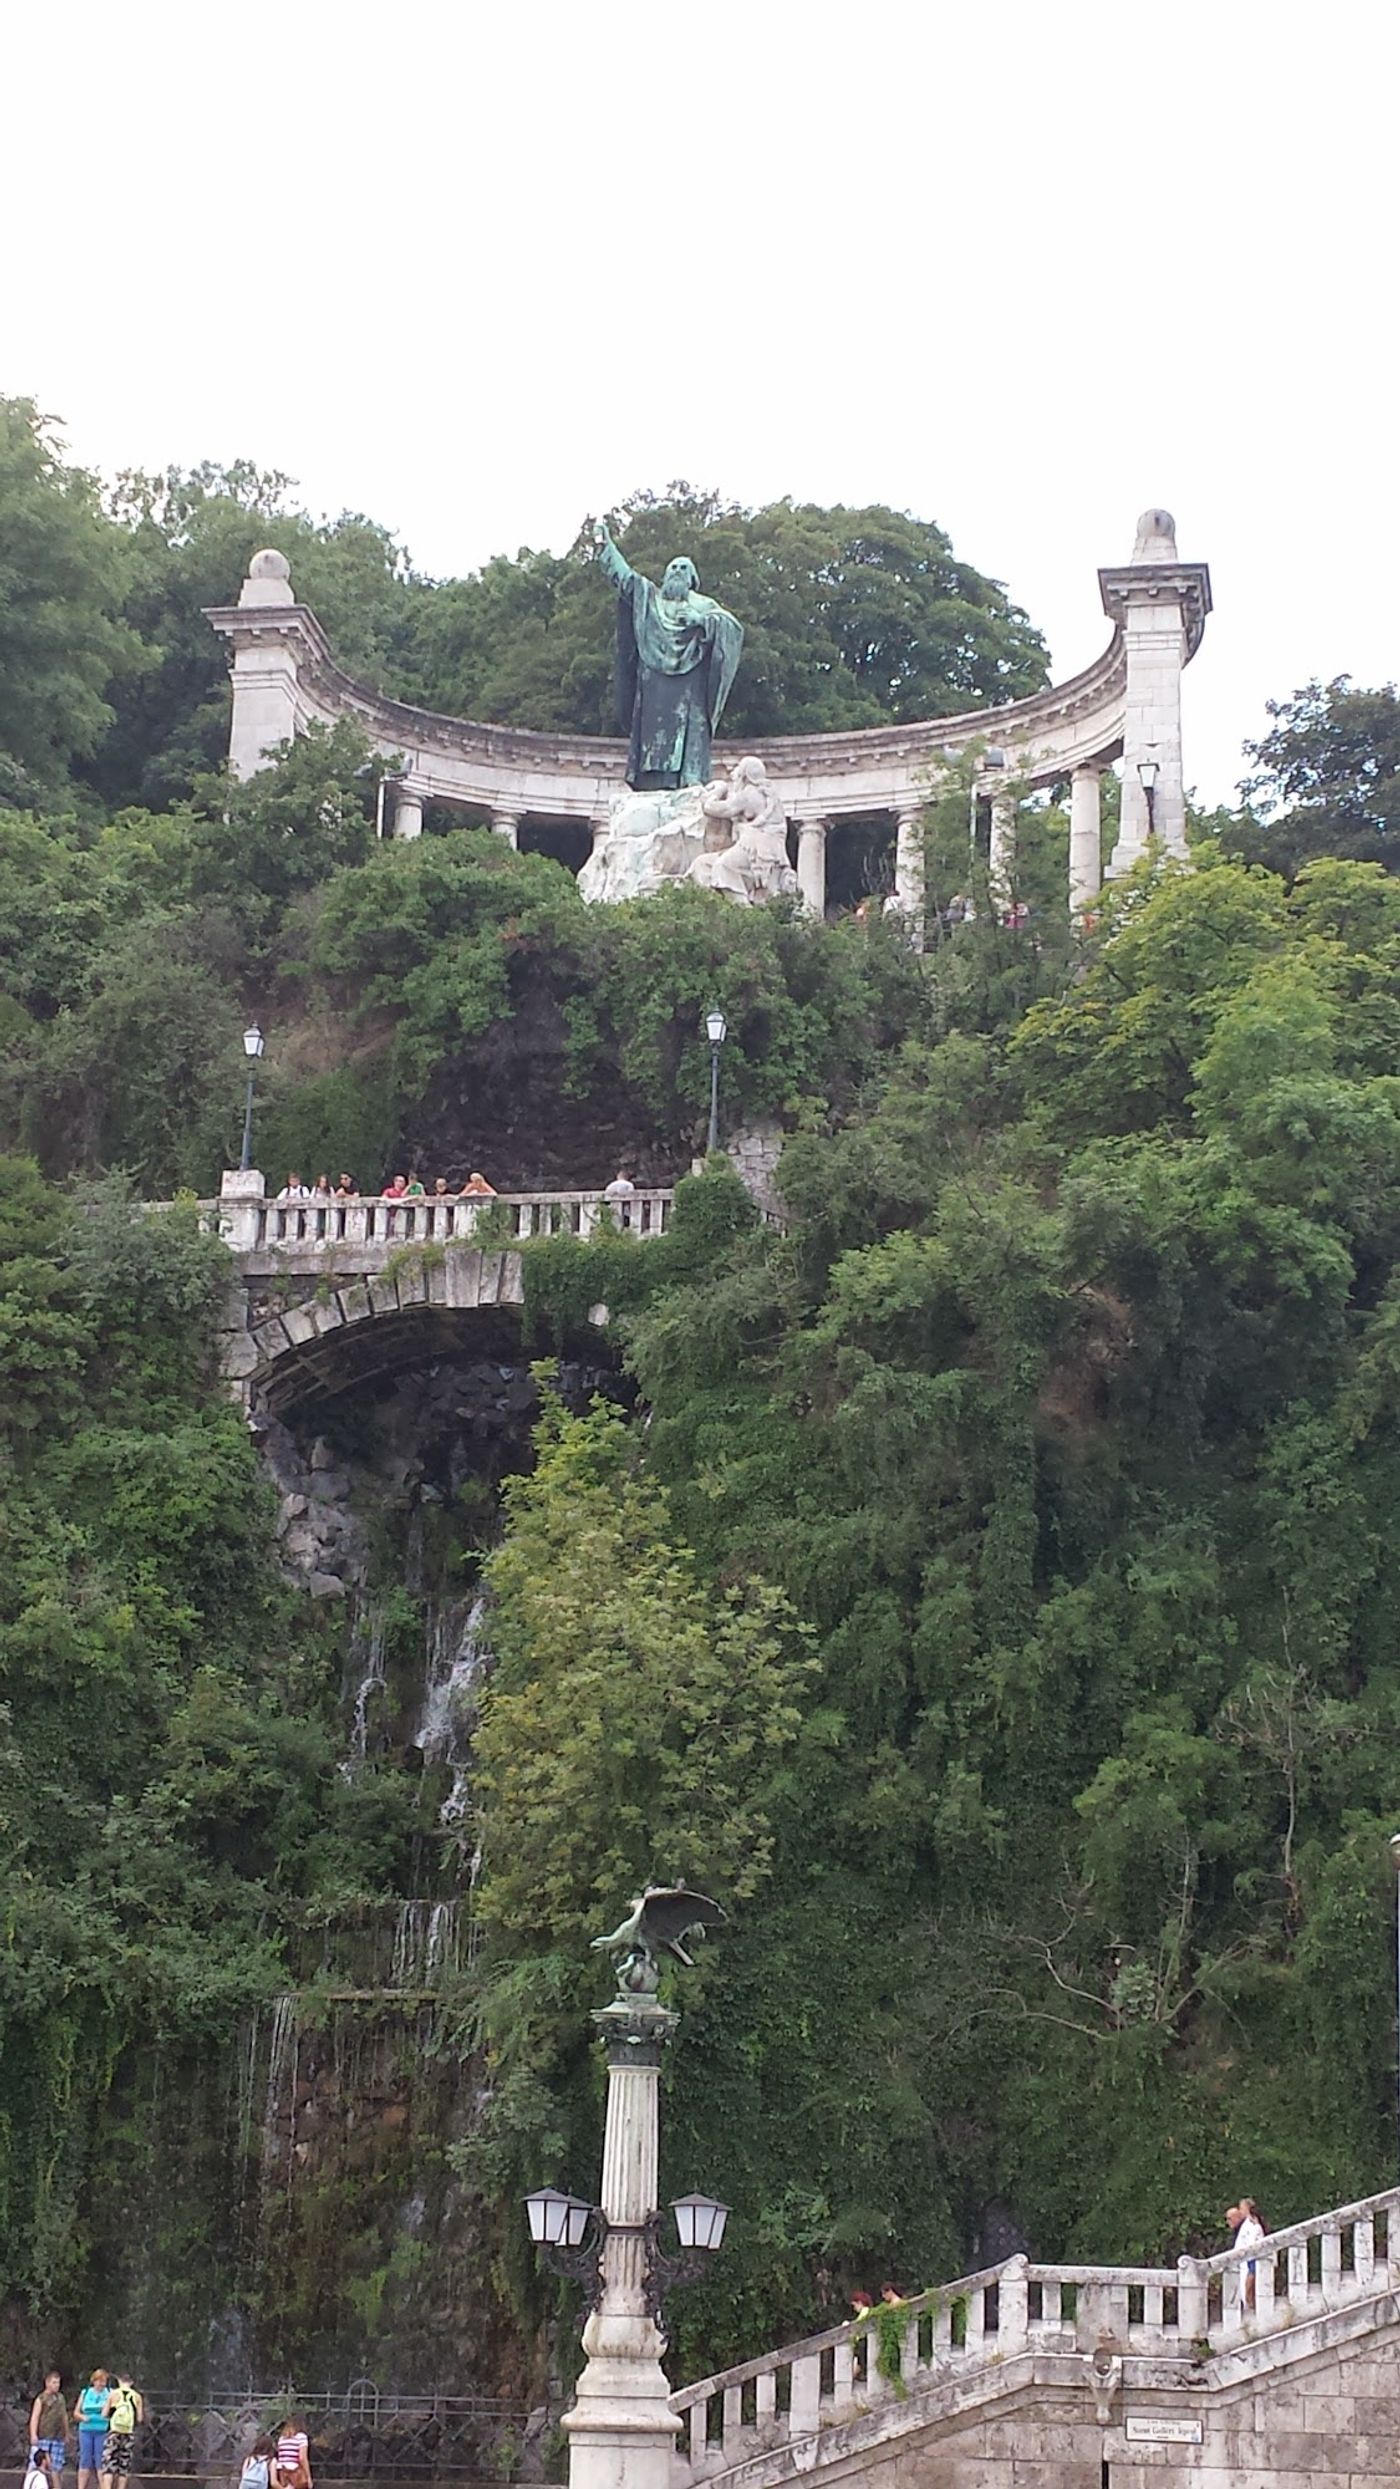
1099 559 1212 657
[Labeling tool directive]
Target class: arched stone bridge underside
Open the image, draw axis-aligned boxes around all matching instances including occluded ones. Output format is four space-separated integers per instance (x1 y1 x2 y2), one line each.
211 1186 671 1415
206 511 1211 917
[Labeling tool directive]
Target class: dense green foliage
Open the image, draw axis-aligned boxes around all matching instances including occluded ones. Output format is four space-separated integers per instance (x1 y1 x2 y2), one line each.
476 857 1400 2370
1236 677 1400 876
0 1174 427 2331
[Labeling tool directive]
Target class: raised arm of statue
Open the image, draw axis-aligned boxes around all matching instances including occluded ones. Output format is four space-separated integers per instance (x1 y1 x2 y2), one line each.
594 520 633 594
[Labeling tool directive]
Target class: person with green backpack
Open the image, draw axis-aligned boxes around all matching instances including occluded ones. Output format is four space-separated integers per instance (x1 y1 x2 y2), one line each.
99 2378 142 2489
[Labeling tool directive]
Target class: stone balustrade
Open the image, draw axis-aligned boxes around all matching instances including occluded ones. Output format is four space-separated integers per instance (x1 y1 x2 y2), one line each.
205 1185 674 1257
671 2185 1400 2479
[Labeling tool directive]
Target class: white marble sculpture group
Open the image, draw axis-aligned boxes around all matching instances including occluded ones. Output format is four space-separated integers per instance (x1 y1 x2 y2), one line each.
578 757 799 907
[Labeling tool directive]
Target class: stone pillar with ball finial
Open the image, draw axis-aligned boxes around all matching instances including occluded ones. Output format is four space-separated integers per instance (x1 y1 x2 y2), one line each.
1100 510 1212 879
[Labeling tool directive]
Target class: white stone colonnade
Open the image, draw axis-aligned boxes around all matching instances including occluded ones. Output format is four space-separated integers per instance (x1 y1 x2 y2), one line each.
208 514 1210 922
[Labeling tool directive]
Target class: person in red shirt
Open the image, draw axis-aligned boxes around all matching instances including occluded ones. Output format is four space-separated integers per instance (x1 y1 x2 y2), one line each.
381 1175 408 1198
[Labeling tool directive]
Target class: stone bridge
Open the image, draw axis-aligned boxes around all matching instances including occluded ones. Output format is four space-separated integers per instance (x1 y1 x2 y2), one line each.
671 2186 1400 2489
203 1175 673 1414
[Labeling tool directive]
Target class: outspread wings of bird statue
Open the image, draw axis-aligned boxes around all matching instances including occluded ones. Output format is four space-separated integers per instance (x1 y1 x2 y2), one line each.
592 1884 727 1994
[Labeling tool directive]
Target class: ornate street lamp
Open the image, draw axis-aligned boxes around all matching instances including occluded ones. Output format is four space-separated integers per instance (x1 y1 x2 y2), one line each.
1138 755 1159 837
239 1023 265 1173
526 1886 729 2489
705 1008 727 1156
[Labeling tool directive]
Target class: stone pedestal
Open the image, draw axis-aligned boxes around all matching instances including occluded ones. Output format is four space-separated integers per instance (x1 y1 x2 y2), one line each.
218 1166 265 1252
563 1997 680 2489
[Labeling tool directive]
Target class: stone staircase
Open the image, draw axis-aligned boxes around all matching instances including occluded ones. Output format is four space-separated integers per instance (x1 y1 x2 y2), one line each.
671 2185 1400 2487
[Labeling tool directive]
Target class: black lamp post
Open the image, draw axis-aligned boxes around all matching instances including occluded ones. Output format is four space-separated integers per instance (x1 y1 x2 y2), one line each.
239 1023 265 1173
705 1007 727 1156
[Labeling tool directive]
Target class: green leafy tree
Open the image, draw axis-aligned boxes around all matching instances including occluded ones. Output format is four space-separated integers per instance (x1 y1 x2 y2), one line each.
0 399 141 784
1237 676 1400 874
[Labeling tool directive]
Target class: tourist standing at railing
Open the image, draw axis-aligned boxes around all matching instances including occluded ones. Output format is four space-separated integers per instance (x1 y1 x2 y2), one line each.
1226 2197 1267 2311
404 1176 426 1197
311 1174 332 1199
239 2435 276 2489
275 2414 312 2489
276 1173 313 1203
431 1176 451 1197
334 1172 356 1197
100 2374 143 2489
460 1170 497 1197
604 1169 635 1200
381 1174 408 1199
29 2372 69 2475
74 2372 110 2489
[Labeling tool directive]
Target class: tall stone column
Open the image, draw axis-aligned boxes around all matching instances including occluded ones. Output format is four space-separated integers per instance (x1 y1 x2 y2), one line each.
1069 765 1103 916
392 787 424 841
563 1995 679 2489
894 809 926 945
210 549 315 779
796 819 828 919
1099 510 1212 879
492 811 520 848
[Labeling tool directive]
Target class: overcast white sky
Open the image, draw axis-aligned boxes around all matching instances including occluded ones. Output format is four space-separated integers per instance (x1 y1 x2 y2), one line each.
7 0 1397 804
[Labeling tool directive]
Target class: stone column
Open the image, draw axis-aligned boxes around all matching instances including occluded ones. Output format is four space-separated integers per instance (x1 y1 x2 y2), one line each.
989 793 1016 892
225 550 301 778
492 811 520 848
894 809 926 945
796 819 828 919
1069 765 1103 916
1099 511 1212 878
563 1995 679 2489
392 787 424 842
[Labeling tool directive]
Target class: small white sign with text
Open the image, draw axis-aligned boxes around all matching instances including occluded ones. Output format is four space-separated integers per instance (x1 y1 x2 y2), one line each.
1125 2416 1204 2445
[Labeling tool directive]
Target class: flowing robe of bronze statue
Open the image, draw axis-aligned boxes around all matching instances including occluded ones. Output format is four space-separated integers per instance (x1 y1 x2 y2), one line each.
594 519 744 791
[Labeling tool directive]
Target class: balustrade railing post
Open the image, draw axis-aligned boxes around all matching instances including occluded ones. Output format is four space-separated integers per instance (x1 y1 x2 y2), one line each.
787 2352 821 2437
998 2255 1029 2354
1176 2255 1206 2344
1321 2221 1342 2302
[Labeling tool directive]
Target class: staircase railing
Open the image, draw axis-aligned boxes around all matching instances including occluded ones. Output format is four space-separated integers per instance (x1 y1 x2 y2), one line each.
671 2185 1400 2479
